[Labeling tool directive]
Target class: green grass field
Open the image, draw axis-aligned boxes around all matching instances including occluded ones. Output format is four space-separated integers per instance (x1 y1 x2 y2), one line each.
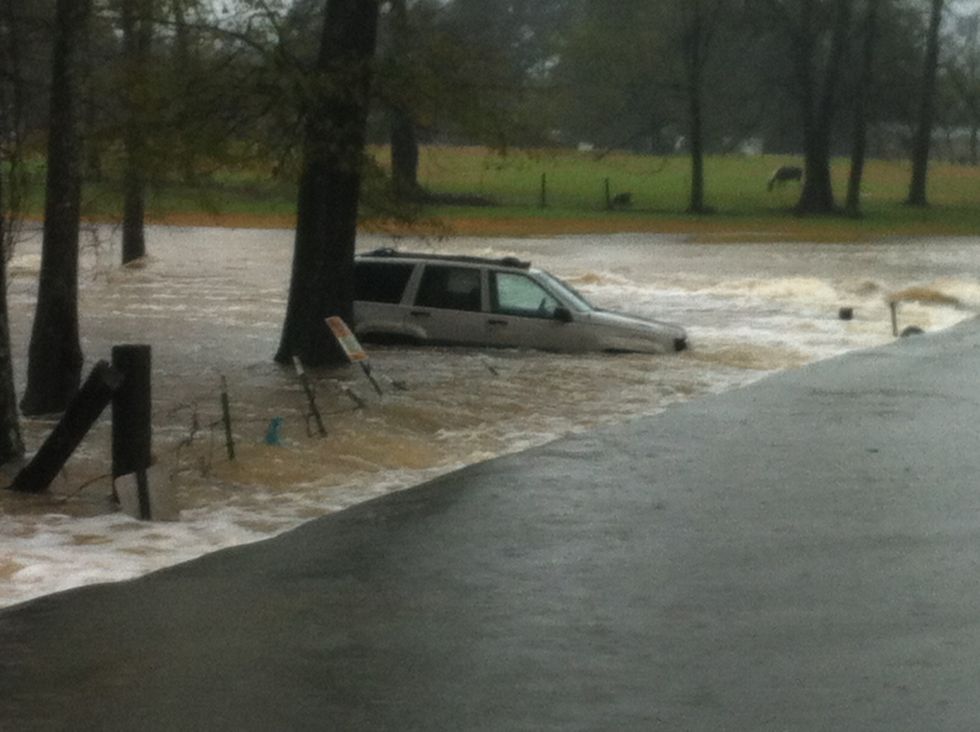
406 146 980 240
49 145 980 240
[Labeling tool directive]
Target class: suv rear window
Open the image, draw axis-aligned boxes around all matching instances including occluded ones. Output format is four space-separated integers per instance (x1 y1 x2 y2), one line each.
355 262 414 304
415 265 482 312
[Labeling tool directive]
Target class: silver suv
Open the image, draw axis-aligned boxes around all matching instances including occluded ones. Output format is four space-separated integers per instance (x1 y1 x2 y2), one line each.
353 249 688 354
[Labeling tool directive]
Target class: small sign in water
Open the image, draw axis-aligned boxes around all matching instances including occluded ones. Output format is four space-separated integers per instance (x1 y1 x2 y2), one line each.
326 317 368 363
326 317 384 397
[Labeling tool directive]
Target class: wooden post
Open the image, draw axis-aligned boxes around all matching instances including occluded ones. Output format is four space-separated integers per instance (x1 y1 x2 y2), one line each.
604 177 612 210
889 301 899 336
9 361 122 493
112 344 152 519
219 375 235 460
539 172 547 208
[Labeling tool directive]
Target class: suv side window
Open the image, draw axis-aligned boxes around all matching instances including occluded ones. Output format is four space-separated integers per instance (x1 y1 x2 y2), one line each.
492 272 561 318
355 262 415 304
415 265 482 312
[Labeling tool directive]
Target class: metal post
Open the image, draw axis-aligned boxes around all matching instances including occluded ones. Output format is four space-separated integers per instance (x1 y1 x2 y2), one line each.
292 356 327 437
360 362 384 397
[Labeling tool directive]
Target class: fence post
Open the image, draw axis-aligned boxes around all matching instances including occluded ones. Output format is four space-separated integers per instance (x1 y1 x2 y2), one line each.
604 177 612 210
539 172 547 208
219 375 235 460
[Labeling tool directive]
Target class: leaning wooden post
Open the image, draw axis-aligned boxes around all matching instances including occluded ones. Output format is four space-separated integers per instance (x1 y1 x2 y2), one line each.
112 344 152 520
9 361 122 493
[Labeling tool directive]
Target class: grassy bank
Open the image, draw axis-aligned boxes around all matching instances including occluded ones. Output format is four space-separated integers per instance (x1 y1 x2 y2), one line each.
61 146 980 240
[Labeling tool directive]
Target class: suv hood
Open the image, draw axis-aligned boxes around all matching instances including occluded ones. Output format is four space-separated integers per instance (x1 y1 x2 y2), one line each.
584 309 688 353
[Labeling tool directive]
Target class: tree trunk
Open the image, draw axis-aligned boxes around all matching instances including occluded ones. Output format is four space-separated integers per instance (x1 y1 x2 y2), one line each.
275 0 380 367
172 0 197 184
0 174 24 466
796 0 851 215
390 106 420 199
122 0 152 264
846 0 880 216
907 0 944 206
684 0 707 214
20 0 89 416
387 0 420 199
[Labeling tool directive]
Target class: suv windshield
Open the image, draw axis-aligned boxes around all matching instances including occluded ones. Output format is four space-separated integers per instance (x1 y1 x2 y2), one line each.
536 271 594 312
493 272 562 318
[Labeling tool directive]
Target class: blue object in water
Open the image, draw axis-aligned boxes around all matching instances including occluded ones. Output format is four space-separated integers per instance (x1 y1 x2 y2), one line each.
264 417 284 446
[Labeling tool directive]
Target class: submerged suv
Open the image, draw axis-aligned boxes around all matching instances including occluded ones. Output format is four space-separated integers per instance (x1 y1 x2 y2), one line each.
353 249 688 354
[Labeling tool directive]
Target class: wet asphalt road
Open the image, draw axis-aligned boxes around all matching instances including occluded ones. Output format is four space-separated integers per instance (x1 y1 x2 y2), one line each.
3 320 980 730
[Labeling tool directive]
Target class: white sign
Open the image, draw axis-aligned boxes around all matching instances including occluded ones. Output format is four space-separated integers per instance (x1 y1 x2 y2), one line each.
326 316 368 363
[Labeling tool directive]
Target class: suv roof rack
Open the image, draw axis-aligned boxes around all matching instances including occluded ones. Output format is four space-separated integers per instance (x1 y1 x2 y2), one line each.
359 247 531 270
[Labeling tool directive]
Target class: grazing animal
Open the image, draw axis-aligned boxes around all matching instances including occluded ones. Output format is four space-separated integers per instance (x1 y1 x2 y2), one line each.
767 165 803 192
610 192 632 209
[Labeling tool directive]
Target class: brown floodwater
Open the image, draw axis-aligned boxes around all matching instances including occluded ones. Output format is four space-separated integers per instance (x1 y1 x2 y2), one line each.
1 226 978 606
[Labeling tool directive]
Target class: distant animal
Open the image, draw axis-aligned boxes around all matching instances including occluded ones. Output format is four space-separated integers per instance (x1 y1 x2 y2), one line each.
767 165 803 192
610 192 632 209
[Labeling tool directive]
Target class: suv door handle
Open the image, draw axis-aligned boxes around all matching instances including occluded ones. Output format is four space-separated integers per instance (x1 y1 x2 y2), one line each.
410 311 431 318
487 319 508 326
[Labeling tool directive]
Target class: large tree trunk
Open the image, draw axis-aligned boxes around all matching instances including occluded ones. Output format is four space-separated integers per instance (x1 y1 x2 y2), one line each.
0 2 25 465
846 0 880 216
19 0 89 416
121 0 152 264
275 0 380 367
0 176 24 466
796 0 851 215
907 0 944 206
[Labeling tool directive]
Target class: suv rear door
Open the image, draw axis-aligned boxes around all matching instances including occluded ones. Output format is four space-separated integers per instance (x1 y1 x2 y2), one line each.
353 260 417 340
409 264 487 345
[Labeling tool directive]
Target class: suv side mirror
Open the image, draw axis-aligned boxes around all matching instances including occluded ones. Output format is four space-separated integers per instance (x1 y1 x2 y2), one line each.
554 306 573 323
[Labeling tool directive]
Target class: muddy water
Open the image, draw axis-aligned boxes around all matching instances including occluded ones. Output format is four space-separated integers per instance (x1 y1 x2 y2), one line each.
2 227 978 607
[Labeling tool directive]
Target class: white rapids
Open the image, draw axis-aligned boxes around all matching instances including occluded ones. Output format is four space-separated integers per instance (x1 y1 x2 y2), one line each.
2 226 979 607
